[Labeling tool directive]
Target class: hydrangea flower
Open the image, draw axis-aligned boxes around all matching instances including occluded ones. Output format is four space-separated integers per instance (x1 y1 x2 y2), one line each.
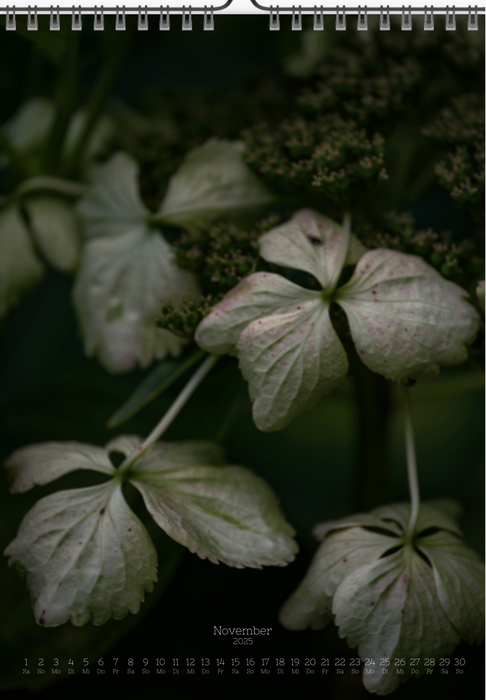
279 500 485 694
4 437 297 627
196 209 480 431
74 140 273 373
0 98 114 319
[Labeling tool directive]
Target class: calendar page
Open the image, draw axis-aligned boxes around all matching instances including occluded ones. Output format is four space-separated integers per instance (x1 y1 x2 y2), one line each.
0 9 484 700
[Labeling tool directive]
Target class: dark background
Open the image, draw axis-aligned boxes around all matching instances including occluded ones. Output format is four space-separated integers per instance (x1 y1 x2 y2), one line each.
0 13 484 699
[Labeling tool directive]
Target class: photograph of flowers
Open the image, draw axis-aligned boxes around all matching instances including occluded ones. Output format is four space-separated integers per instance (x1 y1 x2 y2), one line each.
0 10 484 699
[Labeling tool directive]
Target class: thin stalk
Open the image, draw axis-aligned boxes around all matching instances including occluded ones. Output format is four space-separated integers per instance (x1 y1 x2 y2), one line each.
119 353 219 474
43 31 80 174
403 387 420 534
17 176 86 199
65 28 133 178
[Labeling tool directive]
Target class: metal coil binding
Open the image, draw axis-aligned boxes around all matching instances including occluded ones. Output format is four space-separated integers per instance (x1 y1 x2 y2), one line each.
6 6 15 29
204 6 214 30
160 7 170 30
468 6 478 30
357 7 367 31
269 6 279 31
424 6 434 29
182 5 192 30
115 6 125 30
1 4 481 33
138 6 148 30
292 6 302 30
93 6 103 30
336 7 346 30
445 6 455 30
380 6 390 30
401 6 412 30
50 5 60 30
72 6 82 30
27 6 37 31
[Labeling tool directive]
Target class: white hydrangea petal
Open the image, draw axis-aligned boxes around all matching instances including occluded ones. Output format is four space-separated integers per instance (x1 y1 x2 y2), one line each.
76 152 148 238
418 530 485 644
104 435 143 459
132 441 227 472
195 271 317 355
157 139 274 227
0 205 44 319
131 461 297 568
4 482 157 627
25 196 81 272
312 503 404 542
333 550 460 694
236 299 348 431
2 98 53 158
5 441 115 494
74 153 200 372
279 526 397 631
337 249 480 382
258 209 366 290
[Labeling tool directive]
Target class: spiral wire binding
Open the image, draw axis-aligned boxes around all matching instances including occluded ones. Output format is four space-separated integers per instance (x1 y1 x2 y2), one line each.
291 6 301 29
468 6 478 29
50 5 59 29
160 6 169 29
137 5 147 28
313 7 323 30
27 7 37 30
336 6 345 29
379 6 390 29
1 2 482 32
72 6 81 29
357 6 367 30
204 6 214 29
269 6 279 30
401 6 412 29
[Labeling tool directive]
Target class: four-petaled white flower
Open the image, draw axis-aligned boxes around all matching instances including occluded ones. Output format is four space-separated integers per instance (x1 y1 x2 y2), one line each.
74 140 273 373
4 438 297 627
279 500 485 695
196 209 480 431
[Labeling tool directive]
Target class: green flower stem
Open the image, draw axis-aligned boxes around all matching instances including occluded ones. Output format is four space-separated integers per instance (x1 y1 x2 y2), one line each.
350 345 392 511
119 353 219 474
65 27 134 178
17 176 86 199
43 31 80 174
403 387 420 534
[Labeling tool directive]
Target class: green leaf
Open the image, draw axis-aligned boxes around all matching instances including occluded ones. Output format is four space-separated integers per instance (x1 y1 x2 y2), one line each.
156 139 274 227
4 481 158 627
108 347 207 428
